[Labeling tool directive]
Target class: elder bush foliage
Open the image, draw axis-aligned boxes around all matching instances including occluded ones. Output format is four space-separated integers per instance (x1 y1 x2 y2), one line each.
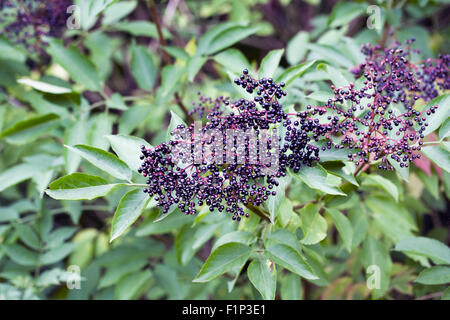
0 0 449 300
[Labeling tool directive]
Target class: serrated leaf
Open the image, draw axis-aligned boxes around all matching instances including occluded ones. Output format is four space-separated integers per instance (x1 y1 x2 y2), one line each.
421 145 450 173
110 189 150 242
193 242 252 282
258 49 284 79
265 244 317 280
65 144 132 181
422 94 450 136
248 259 277 300
106 134 152 171
293 164 345 195
45 173 122 200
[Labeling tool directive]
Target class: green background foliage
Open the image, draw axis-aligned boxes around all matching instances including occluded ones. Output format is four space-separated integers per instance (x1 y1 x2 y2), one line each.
0 0 449 300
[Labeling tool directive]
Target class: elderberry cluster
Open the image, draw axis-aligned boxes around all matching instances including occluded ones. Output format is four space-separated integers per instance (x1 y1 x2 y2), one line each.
0 0 72 54
318 40 448 169
138 69 326 220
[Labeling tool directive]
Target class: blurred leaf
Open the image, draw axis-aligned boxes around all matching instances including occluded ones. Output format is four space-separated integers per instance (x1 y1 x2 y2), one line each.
259 49 284 79
89 113 113 150
363 175 399 202
276 60 317 86
422 94 450 136
214 49 250 75
361 237 392 299
325 208 353 252
113 21 172 39
4 244 38 267
47 38 102 91
130 44 157 91
299 204 327 245
421 145 450 173
65 120 88 174
197 22 260 56
395 237 450 265
286 31 309 65
0 113 59 145
416 266 450 285
17 78 71 94
102 0 137 25
115 270 152 300
328 2 365 28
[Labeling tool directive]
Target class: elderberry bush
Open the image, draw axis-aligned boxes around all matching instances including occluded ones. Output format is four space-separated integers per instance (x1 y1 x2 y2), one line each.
1 0 449 302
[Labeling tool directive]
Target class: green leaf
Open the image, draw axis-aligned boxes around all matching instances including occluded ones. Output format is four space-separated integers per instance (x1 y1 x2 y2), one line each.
275 60 317 86
280 273 303 300
0 113 59 145
197 22 260 56
361 236 392 299
265 244 317 280
65 144 132 181
193 243 252 282
40 243 76 265
325 208 353 252
442 287 450 300
328 2 365 28
258 49 284 79
267 176 289 223
395 237 450 265
166 110 187 142
106 134 152 171
322 161 358 186
416 266 450 285
187 56 208 82
319 63 350 88
363 175 399 202
293 164 345 195
17 78 71 94
14 224 40 250
213 49 250 75
422 94 450 136
102 0 137 25
99 259 147 289
247 259 277 300
299 204 327 245
106 93 128 111
286 31 309 65
265 229 302 253
46 38 102 91
45 173 122 200
308 44 353 68
439 118 450 140
110 189 150 242
130 44 156 91
160 65 185 98
4 244 38 267
89 113 113 150
366 197 416 242
0 163 39 192
212 231 257 251
422 145 450 173
115 270 152 300
113 21 172 39
64 120 88 174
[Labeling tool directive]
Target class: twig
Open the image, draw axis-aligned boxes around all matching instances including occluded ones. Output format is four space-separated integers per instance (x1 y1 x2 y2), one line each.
145 0 193 123
415 292 443 300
